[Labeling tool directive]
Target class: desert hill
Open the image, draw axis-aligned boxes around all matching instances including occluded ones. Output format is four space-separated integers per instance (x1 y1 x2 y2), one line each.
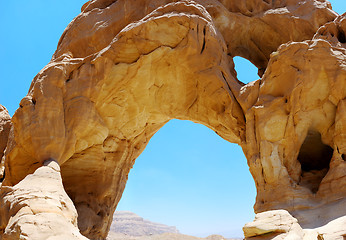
107 232 241 240
107 211 241 240
109 211 179 236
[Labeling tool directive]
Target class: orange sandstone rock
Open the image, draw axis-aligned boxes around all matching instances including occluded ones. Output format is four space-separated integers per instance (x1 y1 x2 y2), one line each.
0 106 11 183
0 0 345 240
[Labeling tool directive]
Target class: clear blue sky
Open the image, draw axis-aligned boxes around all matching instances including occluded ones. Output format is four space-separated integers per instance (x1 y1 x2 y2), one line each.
0 1 344 238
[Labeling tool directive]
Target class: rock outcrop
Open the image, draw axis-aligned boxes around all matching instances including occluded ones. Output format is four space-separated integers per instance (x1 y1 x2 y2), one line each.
0 159 87 239
0 105 11 184
242 28 346 225
0 0 345 240
243 210 346 239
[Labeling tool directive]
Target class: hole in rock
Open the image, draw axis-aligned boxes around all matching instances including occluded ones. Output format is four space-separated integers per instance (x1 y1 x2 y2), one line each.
115 120 256 238
338 33 346 43
337 27 346 43
297 130 333 193
233 56 259 84
0 171 5 182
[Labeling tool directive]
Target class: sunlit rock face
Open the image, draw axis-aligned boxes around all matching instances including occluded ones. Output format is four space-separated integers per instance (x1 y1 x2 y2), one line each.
243 37 346 225
0 0 345 239
0 105 11 184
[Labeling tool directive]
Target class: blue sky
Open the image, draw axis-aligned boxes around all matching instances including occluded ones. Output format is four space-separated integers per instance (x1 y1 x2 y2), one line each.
0 1 344 238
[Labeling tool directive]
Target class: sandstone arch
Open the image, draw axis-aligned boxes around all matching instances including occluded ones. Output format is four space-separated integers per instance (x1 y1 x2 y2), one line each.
2 3 246 238
0 0 345 240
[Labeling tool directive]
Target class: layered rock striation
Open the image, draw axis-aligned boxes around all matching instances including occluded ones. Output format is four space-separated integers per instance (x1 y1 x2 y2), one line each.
0 0 345 239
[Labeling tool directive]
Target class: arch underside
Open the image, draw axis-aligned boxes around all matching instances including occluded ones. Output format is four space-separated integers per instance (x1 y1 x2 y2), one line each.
1 0 346 239
58 11 247 236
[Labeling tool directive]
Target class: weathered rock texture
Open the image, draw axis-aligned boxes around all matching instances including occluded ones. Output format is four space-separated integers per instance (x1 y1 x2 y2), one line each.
0 105 11 184
243 210 346 240
0 0 345 240
0 159 88 239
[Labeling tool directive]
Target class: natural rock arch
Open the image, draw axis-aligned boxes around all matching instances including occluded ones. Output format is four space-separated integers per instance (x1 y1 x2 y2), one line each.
0 0 345 239
4 4 245 238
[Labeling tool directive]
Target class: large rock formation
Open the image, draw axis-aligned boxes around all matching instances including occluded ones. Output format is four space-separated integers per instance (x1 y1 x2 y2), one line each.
0 159 88 239
0 0 345 239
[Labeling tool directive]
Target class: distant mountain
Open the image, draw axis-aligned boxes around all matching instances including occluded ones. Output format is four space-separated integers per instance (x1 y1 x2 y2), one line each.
109 211 179 237
107 232 240 240
107 211 242 240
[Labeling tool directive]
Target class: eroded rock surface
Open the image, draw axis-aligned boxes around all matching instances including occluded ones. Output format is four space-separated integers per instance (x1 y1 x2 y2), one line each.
242 36 346 226
243 210 346 240
0 0 345 240
0 159 87 239
0 105 11 184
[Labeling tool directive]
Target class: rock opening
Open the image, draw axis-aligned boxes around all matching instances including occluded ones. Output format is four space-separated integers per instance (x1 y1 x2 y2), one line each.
233 56 259 84
297 130 333 193
0 171 4 182
337 27 346 43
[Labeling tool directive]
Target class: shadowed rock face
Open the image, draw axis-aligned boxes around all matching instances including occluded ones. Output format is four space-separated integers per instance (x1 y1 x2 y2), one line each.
0 0 345 239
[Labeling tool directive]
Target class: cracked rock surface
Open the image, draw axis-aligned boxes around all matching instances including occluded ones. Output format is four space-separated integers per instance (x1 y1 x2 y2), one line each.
0 0 345 239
